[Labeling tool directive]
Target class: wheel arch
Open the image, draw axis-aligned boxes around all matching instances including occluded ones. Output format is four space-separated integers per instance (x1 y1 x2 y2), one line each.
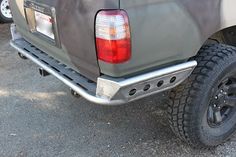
193 0 236 56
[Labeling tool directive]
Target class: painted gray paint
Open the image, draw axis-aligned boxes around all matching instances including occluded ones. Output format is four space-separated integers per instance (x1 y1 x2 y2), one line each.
9 0 236 79
99 0 223 77
9 0 119 81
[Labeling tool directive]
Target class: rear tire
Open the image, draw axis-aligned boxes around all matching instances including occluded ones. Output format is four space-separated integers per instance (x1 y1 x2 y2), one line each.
168 44 236 148
0 0 12 23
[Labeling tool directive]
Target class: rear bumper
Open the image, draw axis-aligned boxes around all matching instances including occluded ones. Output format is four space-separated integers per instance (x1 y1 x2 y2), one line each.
10 38 197 105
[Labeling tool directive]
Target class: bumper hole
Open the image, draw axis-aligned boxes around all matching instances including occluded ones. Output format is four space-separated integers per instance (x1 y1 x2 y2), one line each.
87 80 94 83
129 89 137 96
170 77 177 83
143 84 151 91
157 80 164 87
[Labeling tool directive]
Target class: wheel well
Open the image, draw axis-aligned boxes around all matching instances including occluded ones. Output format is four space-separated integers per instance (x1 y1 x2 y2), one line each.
206 26 236 46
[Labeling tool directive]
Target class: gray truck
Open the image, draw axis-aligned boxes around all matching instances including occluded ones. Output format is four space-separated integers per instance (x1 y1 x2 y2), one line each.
8 0 236 148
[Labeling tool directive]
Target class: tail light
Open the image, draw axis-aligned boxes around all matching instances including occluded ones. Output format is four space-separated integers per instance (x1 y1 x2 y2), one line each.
95 10 131 64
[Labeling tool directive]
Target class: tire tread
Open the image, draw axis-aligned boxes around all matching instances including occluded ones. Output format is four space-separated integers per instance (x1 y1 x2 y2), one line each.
168 44 236 148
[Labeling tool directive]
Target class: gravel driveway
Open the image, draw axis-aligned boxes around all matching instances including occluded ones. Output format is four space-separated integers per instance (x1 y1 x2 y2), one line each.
0 24 236 157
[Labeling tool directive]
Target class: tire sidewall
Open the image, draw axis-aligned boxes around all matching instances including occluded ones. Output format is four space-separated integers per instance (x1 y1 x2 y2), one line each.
0 0 12 23
195 54 236 146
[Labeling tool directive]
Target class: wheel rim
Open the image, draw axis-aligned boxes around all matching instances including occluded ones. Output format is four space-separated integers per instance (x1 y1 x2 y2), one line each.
0 0 12 19
207 76 236 127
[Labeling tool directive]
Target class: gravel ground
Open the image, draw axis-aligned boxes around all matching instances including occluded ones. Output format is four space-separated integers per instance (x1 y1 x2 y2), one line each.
0 24 236 157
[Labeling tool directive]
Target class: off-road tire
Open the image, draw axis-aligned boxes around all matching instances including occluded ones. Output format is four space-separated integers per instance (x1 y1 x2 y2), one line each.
168 44 236 148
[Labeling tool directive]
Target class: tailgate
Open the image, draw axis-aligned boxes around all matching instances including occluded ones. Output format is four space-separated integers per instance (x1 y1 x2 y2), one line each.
9 0 119 81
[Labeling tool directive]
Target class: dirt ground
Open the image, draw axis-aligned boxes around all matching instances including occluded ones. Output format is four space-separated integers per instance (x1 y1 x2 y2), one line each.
0 24 236 157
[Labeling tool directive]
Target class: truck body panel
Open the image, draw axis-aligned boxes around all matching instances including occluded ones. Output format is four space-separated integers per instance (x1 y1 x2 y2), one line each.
99 0 236 77
9 0 119 81
9 0 236 79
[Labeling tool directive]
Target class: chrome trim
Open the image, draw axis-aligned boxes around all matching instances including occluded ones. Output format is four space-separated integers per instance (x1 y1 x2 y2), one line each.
10 39 197 105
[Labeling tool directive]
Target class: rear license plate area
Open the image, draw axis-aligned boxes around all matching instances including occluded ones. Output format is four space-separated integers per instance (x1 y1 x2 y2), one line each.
34 11 54 40
24 1 60 47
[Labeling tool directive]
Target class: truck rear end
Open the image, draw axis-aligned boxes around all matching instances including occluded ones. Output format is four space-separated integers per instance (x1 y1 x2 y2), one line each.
8 0 236 149
9 0 197 105
9 0 122 81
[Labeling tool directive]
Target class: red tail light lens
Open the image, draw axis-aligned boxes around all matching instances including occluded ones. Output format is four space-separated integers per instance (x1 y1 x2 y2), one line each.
95 10 131 64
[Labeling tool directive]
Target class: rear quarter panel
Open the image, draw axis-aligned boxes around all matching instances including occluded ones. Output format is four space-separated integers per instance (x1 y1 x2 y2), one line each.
99 0 236 77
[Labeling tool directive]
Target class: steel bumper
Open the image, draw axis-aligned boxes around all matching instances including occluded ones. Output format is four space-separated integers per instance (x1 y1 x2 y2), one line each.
10 38 197 105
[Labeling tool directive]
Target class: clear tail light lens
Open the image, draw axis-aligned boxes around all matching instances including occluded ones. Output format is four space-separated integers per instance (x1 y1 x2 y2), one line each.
95 10 131 64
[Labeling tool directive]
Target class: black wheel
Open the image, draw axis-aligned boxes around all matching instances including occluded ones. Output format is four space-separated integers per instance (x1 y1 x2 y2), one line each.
168 44 236 148
0 0 12 23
